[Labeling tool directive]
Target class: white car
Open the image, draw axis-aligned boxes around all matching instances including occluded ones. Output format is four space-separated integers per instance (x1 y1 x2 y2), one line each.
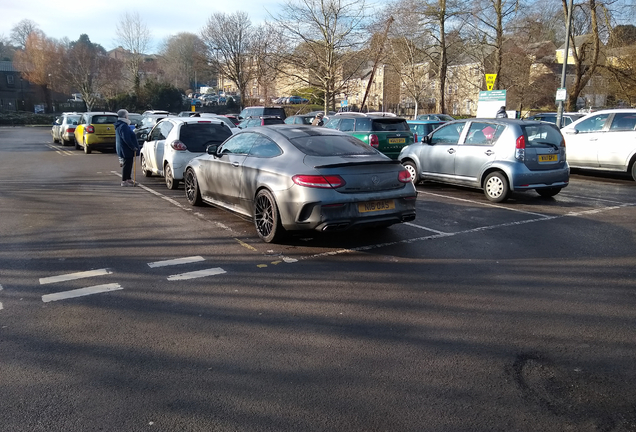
561 109 636 181
140 117 236 189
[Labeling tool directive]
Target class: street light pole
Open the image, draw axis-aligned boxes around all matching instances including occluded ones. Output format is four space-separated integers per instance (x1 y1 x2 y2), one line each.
556 0 574 129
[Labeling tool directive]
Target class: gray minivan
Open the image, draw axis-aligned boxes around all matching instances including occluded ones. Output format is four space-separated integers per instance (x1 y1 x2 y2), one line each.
398 118 569 202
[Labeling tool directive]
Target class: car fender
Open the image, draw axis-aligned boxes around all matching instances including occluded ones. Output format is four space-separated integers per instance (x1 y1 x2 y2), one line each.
480 162 514 190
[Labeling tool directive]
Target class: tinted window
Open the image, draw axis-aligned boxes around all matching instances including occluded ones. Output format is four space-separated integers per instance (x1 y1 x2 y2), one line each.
371 119 410 132
179 123 233 152
355 118 372 131
324 118 340 129
220 133 256 154
609 113 636 131
249 135 283 158
91 115 117 124
430 123 466 144
464 122 505 145
523 124 564 147
289 135 379 156
159 121 174 139
65 115 80 124
339 118 355 132
575 114 609 133
262 117 284 125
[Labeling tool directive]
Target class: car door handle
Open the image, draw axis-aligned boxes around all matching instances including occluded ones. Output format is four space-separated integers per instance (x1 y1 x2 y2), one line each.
232 162 240 167
484 150 494 156
447 148 455 154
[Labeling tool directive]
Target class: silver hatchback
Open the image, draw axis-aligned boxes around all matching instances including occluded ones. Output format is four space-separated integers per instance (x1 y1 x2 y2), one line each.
399 118 570 202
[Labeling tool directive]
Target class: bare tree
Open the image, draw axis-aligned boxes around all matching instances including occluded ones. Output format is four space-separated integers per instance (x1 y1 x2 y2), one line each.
270 0 370 114
115 12 151 97
63 35 107 111
201 12 255 108
10 19 39 49
466 0 522 91
159 32 208 91
561 0 609 111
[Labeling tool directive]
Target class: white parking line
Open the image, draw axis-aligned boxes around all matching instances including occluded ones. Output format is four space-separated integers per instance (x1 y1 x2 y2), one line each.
39 269 113 285
404 223 449 235
42 283 123 303
148 256 205 268
167 268 226 281
561 193 629 205
416 189 549 218
45 144 74 156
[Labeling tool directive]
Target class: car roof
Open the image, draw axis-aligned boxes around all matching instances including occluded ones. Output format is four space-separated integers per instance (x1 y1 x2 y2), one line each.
163 117 226 125
407 119 445 124
333 112 405 119
85 111 117 115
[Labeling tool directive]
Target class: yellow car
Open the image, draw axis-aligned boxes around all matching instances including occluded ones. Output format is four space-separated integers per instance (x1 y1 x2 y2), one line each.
74 112 118 154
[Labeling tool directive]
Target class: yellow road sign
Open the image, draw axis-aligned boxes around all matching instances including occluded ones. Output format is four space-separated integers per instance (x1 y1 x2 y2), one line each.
485 74 497 91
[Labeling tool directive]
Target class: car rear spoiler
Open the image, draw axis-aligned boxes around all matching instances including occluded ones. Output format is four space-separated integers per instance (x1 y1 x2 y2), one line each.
314 160 400 169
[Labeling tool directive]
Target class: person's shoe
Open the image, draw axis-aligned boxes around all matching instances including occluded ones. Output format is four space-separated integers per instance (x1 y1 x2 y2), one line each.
126 179 138 187
121 181 134 187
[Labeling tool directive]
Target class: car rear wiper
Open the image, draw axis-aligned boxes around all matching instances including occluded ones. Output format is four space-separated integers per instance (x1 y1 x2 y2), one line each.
534 141 559 150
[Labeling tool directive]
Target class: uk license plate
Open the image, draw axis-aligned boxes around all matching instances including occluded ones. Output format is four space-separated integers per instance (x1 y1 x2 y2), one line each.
388 138 406 144
358 199 395 213
538 154 558 162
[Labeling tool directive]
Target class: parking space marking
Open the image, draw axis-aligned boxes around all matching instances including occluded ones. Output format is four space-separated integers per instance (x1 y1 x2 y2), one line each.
416 189 549 218
42 283 123 303
304 202 635 259
167 268 226 281
45 144 74 156
148 256 205 268
404 222 449 235
561 193 630 205
0 284 3 311
40 269 113 285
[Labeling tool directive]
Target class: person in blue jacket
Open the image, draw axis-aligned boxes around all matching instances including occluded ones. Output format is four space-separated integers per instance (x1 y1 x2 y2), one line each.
115 109 141 187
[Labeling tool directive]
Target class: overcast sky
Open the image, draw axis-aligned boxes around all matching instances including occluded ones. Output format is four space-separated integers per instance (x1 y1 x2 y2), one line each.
0 0 282 53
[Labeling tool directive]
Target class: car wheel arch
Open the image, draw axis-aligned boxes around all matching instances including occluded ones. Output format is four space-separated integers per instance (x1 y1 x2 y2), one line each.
481 167 511 190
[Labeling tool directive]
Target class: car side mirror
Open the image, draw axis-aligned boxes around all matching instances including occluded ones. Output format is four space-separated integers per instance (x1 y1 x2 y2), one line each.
207 144 219 155
140 133 148 141
422 135 432 144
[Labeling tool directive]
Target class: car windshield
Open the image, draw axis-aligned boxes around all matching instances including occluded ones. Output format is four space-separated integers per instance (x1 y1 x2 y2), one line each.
371 119 410 132
523 124 564 148
66 115 80 123
179 123 233 152
289 135 379 156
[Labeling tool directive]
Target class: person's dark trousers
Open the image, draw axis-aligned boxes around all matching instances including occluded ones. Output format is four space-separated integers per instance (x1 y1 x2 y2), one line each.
122 157 134 181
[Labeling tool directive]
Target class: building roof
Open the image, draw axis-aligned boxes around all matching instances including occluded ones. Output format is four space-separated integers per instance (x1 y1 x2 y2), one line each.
0 61 18 72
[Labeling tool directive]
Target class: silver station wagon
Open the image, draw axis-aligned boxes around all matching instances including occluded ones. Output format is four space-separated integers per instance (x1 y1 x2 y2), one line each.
399 118 570 202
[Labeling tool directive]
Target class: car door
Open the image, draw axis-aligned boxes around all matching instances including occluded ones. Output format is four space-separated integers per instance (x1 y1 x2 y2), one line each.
453 122 503 185
601 112 636 170
420 122 467 179
145 121 168 173
562 113 610 167
205 133 254 208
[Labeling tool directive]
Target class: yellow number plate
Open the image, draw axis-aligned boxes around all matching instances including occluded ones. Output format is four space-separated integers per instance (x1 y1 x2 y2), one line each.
358 200 395 213
538 154 558 162
388 138 406 144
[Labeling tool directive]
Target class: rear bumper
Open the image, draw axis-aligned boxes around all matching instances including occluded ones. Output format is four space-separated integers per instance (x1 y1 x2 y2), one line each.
510 165 570 191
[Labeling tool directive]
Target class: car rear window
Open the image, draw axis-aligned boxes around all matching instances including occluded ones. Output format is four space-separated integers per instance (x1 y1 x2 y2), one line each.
263 118 284 125
289 135 379 156
179 123 233 152
92 115 117 124
370 119 410 132
523 124 564 147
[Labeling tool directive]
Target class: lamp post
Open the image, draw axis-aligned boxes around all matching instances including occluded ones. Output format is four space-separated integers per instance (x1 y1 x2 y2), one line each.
20 77 24 111
556 0 574 128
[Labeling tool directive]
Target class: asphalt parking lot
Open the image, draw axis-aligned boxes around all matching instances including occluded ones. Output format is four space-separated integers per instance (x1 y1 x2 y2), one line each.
2 127 635 431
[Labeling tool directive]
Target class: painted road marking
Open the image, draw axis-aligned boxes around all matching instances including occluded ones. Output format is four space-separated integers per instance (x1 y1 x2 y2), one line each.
148 256 205 268
167 268 226 281
416 189 549 218
42 283 123 303
404 223 449 235
40 269 112 285
46 143 74 156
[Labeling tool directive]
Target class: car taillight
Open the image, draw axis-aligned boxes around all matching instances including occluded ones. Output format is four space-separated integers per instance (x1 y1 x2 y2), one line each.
170 140 187 151
398 170 412 183
515 135 525 161
86 125 95 133
66 127 75 133
292 175 346 189
369 134 379 148
414 133 418 143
